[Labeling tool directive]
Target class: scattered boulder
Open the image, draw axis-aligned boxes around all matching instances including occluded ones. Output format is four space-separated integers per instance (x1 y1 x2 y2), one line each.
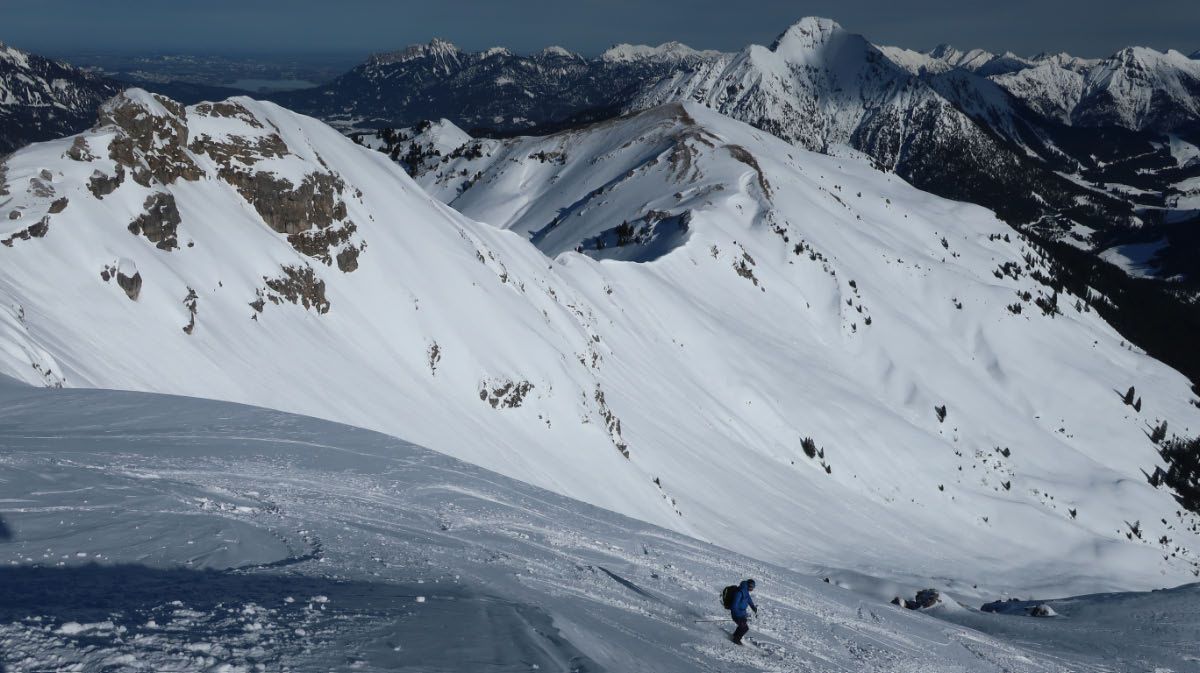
892 588 942 610
335 245 361 273
28 172 55 198
1029 604 1057 617
480 379 535 409
65 136 96 162
48 197 69 214
114 260 142 301
2 217 50 247
87 167 125 198
981 598 1059 618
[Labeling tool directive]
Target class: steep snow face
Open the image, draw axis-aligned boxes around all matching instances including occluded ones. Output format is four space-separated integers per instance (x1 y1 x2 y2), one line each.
981 46 1200 133
6 383 1197 672
0 41 120 154
244 99 1200 597
629 18 954 155
992 64 1086 123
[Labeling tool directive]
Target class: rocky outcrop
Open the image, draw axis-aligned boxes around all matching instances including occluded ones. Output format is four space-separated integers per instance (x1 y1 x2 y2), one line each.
127 192 182 251
27 170 55 198
87 167 125 198
192 101 264 128
181 287 198 334
65 137 96 162
116 269 142 301
98 91 202 185
1 217 49 247
479 379 535 409
892 588 942 610
252 265 331 314
48 197 68 214
335 245 361 273
220 169 347 236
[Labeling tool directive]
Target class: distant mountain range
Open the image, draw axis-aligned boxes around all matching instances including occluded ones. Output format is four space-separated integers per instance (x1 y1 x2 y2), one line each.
269 20 1199 260
2 21 1199 378
0 41 249 155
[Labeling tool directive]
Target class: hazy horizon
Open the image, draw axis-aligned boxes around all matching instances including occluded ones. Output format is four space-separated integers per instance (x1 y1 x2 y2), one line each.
3 1 1197 61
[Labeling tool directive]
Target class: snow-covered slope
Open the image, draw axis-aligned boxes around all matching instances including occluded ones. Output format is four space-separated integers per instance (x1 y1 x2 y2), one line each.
6 380 1197 672
6 89 1197 599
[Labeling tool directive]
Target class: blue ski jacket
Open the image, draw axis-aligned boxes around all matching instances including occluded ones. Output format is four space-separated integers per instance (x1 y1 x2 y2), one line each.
730 580 757 618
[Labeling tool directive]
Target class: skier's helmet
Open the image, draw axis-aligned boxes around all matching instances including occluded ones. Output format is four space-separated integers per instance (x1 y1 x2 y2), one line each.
747 579 756 589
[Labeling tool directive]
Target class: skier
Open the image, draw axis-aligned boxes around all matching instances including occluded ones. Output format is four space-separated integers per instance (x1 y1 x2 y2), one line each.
729 578 758 645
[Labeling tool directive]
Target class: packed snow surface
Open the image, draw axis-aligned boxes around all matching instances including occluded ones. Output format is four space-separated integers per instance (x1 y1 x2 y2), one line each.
2 91 1199 604
2 379 1197 672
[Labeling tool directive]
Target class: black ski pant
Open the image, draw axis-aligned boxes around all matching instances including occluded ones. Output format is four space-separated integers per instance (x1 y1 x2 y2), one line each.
731 615 749 643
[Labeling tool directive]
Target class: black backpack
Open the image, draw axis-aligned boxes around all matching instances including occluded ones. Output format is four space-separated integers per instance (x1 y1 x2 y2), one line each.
721 585 739 609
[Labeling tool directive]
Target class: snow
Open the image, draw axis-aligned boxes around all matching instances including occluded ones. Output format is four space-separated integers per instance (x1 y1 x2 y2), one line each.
1168 134 1200 167
1168 174 1200 210
539 46 577 59
601 42 724 63
1 379 1197 672
1098 239 1167 278
2 90 1200 612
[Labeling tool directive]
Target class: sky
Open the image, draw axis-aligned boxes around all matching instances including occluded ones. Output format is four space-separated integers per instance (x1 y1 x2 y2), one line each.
3 0 1197 59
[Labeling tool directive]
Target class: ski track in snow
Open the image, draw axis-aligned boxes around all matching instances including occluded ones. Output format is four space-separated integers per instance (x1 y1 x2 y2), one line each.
2 383 1197 672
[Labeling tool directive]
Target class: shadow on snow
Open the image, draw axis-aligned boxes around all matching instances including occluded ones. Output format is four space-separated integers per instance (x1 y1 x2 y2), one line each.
0 563 601 672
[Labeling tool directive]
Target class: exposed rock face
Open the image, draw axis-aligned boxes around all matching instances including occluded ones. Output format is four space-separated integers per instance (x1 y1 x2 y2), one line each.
47 197 68 214
0 162 8 196
1 217 49 247
127 192 181 251
288 220 359 268
192 101 265 128
190 131 289 167
253 265 330 314
219 170 347 235
97 92 202 185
